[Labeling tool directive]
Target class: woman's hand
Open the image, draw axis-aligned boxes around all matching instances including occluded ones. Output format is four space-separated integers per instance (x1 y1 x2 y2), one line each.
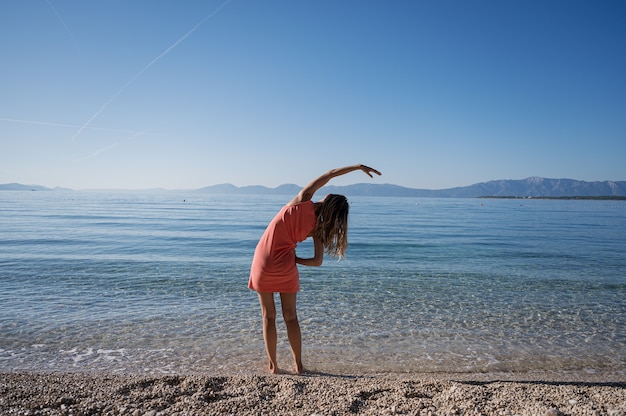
294 236 324 267
358 164 382 178
290 164 382 205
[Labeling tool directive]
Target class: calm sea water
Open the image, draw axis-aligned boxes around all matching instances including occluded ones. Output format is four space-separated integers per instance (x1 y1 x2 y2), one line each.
1 191 625 376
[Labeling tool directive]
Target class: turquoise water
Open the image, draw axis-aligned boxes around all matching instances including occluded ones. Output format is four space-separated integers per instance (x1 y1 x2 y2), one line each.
1 191 625 375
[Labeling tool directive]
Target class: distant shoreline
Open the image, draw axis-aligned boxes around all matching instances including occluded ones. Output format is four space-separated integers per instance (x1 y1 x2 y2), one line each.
3 177 626 198
479 195 626 201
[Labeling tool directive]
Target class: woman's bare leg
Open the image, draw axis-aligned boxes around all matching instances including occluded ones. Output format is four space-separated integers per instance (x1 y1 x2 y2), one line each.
280 292 303 374
257 292 278 374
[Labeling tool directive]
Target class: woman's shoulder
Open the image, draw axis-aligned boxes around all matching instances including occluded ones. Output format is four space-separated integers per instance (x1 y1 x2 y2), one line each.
286 197 314 208
286 189 315 206
280 201 316 222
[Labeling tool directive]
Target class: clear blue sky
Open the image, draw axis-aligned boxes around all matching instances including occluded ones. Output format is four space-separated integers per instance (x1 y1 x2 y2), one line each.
1 0 625 190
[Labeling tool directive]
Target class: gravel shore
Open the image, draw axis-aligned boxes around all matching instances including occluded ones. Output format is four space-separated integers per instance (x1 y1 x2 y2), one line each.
1 371 625 415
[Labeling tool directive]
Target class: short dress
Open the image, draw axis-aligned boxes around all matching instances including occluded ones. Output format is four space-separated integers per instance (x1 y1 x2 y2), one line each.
248 200 317 293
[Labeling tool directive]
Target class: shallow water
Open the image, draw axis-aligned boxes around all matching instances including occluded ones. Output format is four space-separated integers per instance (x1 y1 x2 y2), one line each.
1 192 625 375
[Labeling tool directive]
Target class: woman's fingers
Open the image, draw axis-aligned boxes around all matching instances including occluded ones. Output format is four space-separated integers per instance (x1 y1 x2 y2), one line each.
361 165 382 177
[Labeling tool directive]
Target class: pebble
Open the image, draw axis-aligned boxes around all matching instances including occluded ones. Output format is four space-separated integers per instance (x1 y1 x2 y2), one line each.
544 408 564 416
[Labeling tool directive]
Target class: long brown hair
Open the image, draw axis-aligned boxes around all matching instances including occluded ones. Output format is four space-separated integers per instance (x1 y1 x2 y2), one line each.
314 194 349 258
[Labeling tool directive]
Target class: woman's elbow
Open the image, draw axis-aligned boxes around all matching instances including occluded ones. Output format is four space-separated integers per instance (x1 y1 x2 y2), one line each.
312 257 323 267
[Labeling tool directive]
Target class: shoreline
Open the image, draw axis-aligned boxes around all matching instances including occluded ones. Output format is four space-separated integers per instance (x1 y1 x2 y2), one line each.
2 370 624 415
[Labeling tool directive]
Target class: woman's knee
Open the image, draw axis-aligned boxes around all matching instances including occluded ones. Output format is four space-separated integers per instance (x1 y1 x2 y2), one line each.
262 308 277 320
258 292 277 320
281 306 298 323
261 308 276 328
279 293 298 323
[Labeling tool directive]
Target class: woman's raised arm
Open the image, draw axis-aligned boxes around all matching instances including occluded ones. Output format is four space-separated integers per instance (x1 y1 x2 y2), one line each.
288 164 381 205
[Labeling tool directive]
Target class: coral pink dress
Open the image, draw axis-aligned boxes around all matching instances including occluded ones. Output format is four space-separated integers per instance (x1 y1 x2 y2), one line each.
248 201 317 293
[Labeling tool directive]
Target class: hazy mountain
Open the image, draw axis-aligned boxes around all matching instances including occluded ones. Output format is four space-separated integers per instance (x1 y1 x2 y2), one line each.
442 177 626 198
3 178 626 197
0 183 54 191
195 177 626 198
195 183 301 195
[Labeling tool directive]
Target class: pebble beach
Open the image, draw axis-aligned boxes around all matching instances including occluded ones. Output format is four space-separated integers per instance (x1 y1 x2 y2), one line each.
2 371 625 416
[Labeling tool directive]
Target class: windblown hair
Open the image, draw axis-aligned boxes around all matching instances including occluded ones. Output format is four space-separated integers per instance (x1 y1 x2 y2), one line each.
315 194 349 259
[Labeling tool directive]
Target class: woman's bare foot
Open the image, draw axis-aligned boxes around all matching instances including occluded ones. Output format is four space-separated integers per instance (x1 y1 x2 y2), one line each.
268 361 278 374
294 360 304 375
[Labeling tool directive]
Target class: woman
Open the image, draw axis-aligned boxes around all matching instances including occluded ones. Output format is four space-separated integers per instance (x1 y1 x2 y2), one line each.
248 164 382 374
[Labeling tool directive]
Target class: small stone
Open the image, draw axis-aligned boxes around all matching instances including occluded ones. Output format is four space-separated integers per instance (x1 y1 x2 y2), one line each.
544 408 563 416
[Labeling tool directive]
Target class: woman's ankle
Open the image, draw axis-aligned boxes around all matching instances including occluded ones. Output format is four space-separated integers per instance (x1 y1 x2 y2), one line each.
268 361 278 374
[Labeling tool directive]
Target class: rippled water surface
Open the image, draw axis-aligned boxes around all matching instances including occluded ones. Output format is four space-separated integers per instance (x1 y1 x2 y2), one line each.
1 191 625 375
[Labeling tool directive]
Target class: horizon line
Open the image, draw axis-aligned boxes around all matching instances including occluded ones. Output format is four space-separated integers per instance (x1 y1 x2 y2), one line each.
2 176 625 193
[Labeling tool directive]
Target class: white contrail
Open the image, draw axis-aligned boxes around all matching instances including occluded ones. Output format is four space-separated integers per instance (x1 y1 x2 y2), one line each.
1 117 76 128
76 130 146 161
70 0 232 143
0 117 160 135
45 0 78 47
78 142 120 161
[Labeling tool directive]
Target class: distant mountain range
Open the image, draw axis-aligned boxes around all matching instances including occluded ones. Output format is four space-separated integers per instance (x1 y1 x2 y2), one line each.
2 177 626 198
0 183 72 192
196 177 626 198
